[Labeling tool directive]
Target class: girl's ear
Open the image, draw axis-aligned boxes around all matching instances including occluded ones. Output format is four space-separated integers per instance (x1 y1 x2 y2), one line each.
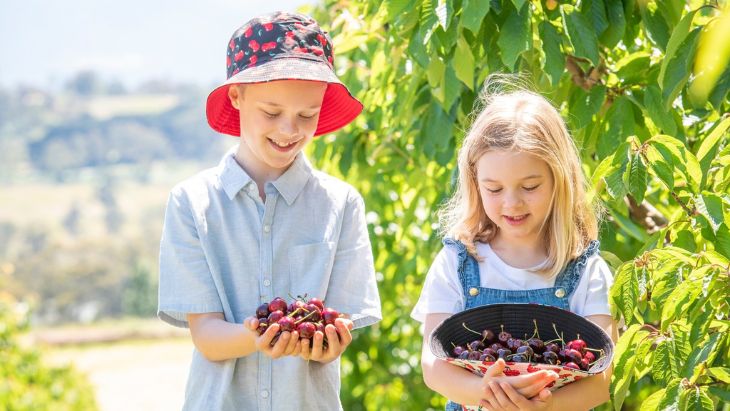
228 85 241 109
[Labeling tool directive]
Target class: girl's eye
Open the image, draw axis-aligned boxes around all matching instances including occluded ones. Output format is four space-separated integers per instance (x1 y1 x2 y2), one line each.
523 185 540 192
263 111 280 118
486 188 502 193
299 113 316 119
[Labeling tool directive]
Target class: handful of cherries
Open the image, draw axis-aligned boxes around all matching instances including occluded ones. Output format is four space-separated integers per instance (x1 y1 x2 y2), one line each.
254 295 341 346
449 320 602 371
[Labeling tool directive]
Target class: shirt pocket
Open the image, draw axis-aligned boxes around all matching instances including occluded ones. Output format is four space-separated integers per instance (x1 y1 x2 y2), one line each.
288 242 336 299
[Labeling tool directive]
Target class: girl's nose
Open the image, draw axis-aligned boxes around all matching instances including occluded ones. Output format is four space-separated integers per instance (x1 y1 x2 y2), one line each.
503 191 524 207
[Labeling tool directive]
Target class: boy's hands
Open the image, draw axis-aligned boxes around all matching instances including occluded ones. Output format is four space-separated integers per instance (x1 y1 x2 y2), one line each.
299 318 354 363
244 317 302 359
475 359 557 408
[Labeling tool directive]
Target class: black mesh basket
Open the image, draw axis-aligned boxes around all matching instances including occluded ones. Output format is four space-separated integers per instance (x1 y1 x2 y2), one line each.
429 303 614 374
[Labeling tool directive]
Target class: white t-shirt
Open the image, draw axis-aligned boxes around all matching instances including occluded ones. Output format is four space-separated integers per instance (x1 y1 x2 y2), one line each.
411 242 613 323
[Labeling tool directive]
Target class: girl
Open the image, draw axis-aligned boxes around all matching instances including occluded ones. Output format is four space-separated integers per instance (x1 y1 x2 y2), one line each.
412 80 617 410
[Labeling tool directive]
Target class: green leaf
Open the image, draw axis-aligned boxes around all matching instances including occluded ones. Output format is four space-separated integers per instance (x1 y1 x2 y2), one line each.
643 84 677 135
661 272 702 329
627 152 648 203
660 27 700 108
658 378 683 411
646 144 675 188
679 386 714 411
714 224 730 259
453 36 475 90
708 386 730 403
583 0 608 36
497 2 530 69
561 5 600 66
460 0 490 34
423 103 452 159
659 9 698 88
611 324 649 411
539 21 565 87
639 1 671 51
571 85 606 129
600 0 626 48
652 338 681 384
682 332 722 378
434 0 453 29
695 193 725 233
696 116 730 183
708 367 730 383
610 263 638 323
599 97 635 159
641 388 666 411
510 0 526 11
384 0 412 19
616 52 651 85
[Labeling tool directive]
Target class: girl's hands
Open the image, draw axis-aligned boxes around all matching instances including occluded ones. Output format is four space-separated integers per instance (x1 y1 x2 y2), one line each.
479 359 557 405
243 317 302 359
299 318 354 363
480 383 553 410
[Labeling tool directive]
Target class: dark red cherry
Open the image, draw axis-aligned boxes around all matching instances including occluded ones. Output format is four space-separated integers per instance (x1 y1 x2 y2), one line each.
497 348 512 359
458 351 470 359
288 300 306 314
527 338 545 353
469 340 484 351
479 353 496 362
516 345 534 358
542 351 559 365
545 343 560 354
567 339 587 354
256 321 268 335
308 298 325 311
304 304 322 321
498 331 512 344
268 297 288 314
322 308 339 325
278 317 296 333
483 348 497 358
452 346 465 357
256 303 270 318
565 349 583 363
584 351 596 363
507 338 524 351
581 358 591 370
511 354 528 363
564 362 580 370
296 322 316 339
267 310 284 324
467 351 481 360
481 329 496 343
490 343 503 352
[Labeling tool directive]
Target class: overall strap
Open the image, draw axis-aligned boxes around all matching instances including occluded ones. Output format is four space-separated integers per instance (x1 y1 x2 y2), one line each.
442 238 480 296
554 240 600 298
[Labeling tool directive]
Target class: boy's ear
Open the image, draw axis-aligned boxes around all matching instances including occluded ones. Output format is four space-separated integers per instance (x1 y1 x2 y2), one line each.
227 85 241 110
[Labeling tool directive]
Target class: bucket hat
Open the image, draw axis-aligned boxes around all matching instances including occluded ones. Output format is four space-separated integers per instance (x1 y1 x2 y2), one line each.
206 11 363 137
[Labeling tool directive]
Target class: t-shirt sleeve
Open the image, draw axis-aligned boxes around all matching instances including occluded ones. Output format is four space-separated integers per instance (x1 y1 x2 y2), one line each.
157 187 223 328
569 254 614 317
322 190 382 330
410 247 464 323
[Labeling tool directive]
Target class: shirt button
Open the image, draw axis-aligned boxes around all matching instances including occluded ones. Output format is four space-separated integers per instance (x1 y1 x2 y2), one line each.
263 279 271 286
248 185 256 192
469 287 479 296
260 390 269 398
555 288 566 298
263 225 271 233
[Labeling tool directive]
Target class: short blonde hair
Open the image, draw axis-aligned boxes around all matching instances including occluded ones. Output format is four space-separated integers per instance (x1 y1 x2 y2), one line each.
439 77 599 277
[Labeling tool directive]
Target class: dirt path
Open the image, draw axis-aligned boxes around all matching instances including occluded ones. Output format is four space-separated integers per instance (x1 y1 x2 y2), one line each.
48 337 193 411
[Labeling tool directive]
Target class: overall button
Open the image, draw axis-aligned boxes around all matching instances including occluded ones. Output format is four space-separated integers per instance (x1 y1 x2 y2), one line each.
263 225 271 233
263 279 271 286
260 390 269 398
469 287 479 296
555 288 566 298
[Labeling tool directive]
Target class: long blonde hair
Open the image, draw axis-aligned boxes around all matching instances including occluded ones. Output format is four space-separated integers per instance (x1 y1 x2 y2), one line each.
439 77 599 277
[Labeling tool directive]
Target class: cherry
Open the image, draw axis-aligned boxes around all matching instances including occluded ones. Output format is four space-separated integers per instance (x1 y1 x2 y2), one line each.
304 304 322 321
297 322 316 339
469 340 484 351
497 348 512 359
481 329 496 344
268 297 288 314
511 354 528 363
288 300 306 314
567 339 587 354
308 297 325 311
565 349 583 364
542 351 559 365
467 351 481 360
267 310 284 324
458 351 470 359
507 338 524 351
480 353 496 362
256 303 270 318
527 338 545 354
452 346 465 356
583 351 596 363
516 345 534 358
564 362 580 370
498 330 512 344
278 317 296 333
256 321 268 335
489 343 503 352
322 308 340 325
545 342 560 354
483 348 497 358
581 358 591 370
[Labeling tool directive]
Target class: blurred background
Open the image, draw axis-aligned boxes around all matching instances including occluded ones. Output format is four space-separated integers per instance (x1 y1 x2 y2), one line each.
1 1 309 410
2 0 729 410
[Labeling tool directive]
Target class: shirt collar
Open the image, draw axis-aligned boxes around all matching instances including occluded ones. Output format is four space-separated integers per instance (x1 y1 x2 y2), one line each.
218 147 312 205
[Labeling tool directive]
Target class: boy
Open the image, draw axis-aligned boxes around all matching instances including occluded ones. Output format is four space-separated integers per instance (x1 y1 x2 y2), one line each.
158 11 381 410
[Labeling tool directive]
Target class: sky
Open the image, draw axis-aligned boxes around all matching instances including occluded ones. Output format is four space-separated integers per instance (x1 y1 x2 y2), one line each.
0 0 313 90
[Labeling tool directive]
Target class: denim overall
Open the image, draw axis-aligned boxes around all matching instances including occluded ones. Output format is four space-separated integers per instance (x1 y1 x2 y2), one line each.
443 238 600 411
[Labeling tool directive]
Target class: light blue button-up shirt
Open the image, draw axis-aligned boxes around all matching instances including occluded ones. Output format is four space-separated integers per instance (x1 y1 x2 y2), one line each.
158 148 381 411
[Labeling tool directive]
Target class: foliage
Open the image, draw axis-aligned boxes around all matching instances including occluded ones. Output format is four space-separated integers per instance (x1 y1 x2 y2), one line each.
308 0 730 410
0 293 98 410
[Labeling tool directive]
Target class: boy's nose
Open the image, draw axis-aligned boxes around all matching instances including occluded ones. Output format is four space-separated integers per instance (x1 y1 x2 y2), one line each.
278 116 298 136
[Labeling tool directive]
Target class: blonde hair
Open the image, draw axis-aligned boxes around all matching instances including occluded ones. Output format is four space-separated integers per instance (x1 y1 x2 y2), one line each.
439 76 599 277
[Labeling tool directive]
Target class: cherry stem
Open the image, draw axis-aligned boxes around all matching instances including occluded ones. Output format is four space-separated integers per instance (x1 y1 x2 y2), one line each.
462 322 482 337
551 323 565 344
584 347 603 353
532 319 541 339
294 310 317 324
